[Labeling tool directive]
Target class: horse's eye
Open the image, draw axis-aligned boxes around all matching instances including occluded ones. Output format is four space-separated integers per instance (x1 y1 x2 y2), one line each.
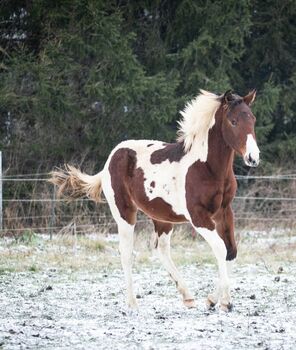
231 119 237 127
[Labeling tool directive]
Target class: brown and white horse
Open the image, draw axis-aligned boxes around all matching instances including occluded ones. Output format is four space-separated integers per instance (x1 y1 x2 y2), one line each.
50 89 260 311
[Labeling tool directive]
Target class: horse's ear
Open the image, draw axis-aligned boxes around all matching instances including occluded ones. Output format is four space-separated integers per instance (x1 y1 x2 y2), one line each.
243 89 256 106
221 90 234 105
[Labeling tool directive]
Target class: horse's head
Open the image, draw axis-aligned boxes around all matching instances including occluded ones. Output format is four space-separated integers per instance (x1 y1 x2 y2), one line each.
220 90 260 167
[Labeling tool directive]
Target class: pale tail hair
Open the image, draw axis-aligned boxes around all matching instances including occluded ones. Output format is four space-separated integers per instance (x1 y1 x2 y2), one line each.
177 90 221 160
49 165 103 203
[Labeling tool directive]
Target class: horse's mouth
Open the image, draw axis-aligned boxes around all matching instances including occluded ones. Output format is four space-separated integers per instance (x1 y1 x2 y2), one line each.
244 153 260 167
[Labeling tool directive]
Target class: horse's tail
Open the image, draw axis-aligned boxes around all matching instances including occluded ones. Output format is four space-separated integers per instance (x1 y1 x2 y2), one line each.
49 165 103 203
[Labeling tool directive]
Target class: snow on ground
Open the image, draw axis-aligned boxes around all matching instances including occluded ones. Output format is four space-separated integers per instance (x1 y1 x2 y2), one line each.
0 229 296 349
1 260 296 349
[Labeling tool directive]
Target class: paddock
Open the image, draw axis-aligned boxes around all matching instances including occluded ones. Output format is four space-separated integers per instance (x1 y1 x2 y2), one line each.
0 228 296 350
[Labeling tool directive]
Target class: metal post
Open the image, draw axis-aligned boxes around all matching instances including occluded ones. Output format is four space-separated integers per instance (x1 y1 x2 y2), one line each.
0 151 2 231
73 221 77 254
50 185 56 240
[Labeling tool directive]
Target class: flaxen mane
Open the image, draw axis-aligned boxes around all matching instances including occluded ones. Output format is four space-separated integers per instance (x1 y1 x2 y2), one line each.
177 90 221 161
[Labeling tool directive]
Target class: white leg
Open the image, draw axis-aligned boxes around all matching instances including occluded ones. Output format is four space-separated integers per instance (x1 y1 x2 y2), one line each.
206 261 235 307
197 227 232 310
207 279 221 308
157 231 195 308
101 172 138 309
118 220 137 309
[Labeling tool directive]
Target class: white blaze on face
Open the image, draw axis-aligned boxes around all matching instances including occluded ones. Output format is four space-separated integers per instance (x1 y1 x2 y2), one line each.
244 134 260 167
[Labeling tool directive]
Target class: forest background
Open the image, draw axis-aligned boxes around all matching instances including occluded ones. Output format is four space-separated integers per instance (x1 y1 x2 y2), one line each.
0 0 295 186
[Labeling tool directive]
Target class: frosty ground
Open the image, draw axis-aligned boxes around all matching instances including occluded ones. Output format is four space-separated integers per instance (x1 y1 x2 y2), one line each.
0 228 296 349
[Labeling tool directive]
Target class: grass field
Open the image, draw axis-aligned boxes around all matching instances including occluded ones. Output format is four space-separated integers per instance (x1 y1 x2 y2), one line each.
0 226 295 273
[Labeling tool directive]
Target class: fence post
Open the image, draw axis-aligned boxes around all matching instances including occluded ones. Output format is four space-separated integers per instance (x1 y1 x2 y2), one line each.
0 151 2 232
50 185 56 240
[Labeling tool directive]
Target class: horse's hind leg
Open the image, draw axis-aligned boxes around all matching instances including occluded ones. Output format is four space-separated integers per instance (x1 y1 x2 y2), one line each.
118 219 138 309
101 170 138 309
153 220 196 308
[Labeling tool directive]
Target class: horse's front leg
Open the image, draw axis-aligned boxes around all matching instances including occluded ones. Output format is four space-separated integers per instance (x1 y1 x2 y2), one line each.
191 210 233 311
211 205 237 309
214 205 237 261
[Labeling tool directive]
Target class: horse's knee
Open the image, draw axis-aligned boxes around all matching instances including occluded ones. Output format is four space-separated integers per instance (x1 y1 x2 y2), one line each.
226 245 237 261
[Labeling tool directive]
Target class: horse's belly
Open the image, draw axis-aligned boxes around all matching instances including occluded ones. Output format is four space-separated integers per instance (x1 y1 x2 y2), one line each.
130 164 187 223
134 196 187 223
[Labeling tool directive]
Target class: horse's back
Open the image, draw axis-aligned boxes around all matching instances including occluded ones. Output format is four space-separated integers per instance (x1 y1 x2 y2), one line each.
104 139 168 175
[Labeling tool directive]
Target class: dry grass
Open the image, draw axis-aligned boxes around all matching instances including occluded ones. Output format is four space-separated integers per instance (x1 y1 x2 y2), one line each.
1 226 295 275
0 233 119 273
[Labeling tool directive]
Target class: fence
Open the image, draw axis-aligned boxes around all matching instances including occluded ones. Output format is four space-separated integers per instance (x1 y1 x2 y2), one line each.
0 162 295 236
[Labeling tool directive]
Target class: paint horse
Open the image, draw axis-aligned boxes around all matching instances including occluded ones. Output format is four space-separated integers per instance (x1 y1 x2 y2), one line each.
50 89 260 311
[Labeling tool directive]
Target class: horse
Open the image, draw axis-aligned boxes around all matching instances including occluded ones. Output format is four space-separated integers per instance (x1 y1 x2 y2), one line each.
50 89 260 312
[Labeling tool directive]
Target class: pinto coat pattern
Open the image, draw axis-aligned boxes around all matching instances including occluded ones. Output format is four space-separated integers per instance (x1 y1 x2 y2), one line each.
50 89 260 311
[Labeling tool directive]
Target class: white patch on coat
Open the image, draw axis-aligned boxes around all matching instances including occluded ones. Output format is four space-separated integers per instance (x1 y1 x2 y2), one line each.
177 90 221 161
136 142 190 217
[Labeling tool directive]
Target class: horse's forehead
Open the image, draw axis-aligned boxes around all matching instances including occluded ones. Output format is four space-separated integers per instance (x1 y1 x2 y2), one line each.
230 101 252 116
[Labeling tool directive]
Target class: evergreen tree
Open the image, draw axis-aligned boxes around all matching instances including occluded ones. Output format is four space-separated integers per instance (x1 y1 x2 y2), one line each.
0 0 295 175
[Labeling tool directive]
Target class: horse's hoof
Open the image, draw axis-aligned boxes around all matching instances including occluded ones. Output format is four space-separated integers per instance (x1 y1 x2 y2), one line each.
127 298 139 311
183 298 196 308
205 297 217 310
220 302 233 312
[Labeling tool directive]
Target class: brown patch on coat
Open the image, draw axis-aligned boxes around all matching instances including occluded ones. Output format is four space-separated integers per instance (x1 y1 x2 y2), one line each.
153 220 173 236
150 142 185 164
108 148 137 225
150 181 155 188
147 143 154 147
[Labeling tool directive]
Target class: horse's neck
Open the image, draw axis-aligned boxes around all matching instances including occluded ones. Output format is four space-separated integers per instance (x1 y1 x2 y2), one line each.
206 115 234 179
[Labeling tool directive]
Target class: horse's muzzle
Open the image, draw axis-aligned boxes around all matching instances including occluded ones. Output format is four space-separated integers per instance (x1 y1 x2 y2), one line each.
244 134 260 167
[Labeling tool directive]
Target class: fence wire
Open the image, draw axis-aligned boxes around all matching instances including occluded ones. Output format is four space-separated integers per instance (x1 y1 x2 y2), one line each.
0 174 295 234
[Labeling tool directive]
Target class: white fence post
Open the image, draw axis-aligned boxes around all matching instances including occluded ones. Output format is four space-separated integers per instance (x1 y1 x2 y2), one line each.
0 151 2 231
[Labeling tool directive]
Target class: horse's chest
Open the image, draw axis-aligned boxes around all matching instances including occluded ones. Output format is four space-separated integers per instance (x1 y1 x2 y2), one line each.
185 176 224 214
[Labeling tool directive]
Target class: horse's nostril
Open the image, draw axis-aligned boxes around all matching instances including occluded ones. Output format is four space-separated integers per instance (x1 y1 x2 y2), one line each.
246 153 258 167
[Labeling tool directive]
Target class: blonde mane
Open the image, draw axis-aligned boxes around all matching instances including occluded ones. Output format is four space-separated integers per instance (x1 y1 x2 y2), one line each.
177 90 221 161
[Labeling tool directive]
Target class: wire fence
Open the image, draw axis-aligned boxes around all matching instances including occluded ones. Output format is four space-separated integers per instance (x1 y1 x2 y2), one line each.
0 172 295 236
